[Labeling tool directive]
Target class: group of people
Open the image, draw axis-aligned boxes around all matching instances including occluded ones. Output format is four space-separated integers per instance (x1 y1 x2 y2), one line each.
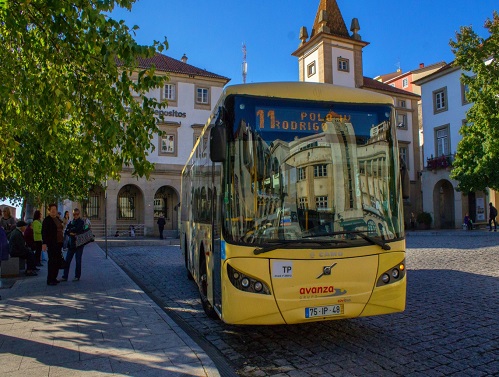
0 205 91 285
463 202 497 231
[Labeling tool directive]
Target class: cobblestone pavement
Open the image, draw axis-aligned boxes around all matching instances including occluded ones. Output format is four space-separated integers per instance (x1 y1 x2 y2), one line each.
102 233 499 377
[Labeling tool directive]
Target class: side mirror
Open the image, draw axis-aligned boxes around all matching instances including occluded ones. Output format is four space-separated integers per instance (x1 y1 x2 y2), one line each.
210 124 226 162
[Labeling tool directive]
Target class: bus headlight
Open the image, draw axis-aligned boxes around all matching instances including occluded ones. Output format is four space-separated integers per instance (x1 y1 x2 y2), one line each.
376 260 406 287
241 278 250 288
254 281 263 292
227 264 271 295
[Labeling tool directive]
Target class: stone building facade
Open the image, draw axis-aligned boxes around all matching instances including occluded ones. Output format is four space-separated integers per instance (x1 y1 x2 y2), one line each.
61 54 229 237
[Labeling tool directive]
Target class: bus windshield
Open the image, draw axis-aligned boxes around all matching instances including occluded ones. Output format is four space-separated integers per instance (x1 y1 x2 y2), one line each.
222 94 403 247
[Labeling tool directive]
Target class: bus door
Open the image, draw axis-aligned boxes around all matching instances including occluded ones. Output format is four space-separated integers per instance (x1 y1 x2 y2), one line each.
211 171 222 313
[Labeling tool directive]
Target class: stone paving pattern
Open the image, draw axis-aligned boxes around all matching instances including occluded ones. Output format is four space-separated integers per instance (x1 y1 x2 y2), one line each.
106 232 499 376
0 242 219 377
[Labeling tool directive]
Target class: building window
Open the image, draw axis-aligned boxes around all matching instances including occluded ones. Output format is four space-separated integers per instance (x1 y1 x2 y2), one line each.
84 194 100 220
307 61 316 77
118 185 136 219
194 134 208 158
161 134 176 154
402 78 408 88
461 82 470 105
314 164 327 177
399 145 409 169
196 87 209 104
337 57 349 72
435 125 450 156
154 187 170 220
433 87 448 113
299 197 308 209
164 84 176 100
298 167 306 181
367 220 377 236
397 113 408 128
399 100 406 108
158 123 180 157
315 196 328 209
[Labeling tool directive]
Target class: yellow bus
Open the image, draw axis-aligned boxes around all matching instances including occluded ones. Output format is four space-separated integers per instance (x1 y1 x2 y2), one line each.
180 82 407 325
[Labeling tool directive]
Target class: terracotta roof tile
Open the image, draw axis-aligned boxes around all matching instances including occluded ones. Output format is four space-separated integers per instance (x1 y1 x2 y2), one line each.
311 0 349 38
362 77 420 98
119 53 230 81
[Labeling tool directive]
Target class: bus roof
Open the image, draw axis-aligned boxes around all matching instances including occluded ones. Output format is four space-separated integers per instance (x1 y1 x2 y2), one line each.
222 82 394 105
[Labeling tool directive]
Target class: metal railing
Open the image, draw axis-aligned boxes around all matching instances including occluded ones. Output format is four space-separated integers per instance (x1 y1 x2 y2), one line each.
90 224 146 238
426 154 455 171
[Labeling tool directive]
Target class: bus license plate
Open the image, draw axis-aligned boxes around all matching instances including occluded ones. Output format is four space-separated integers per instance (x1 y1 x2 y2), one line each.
305 304 343 318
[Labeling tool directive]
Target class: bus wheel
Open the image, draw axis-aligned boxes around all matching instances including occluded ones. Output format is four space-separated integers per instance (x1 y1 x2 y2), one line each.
199 259 219 320
185 237 194 280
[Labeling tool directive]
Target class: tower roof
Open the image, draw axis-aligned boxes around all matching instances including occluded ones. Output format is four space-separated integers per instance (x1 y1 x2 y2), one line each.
311 0 349 38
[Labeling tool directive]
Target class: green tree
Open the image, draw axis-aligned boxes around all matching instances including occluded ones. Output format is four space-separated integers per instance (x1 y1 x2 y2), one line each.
0 0 168 206
450 11 499 192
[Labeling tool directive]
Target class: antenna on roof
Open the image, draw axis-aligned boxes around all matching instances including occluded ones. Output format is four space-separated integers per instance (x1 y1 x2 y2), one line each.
242 43 247 84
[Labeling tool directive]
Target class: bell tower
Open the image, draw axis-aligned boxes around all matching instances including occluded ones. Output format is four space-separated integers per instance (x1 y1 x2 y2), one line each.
292 0 368 88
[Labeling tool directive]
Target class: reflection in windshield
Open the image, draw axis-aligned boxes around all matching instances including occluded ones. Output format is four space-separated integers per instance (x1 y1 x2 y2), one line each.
223 96 403 247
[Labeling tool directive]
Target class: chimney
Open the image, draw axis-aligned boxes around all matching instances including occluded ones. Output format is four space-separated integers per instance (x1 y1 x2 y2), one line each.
299 26 309 45
181 54 188 63
350 18 361 40
419 63 424 68
317 10 330 34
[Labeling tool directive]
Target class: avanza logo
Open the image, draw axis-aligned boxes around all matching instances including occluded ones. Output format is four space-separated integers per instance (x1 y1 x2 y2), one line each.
299 286 335 294
299 285 347 299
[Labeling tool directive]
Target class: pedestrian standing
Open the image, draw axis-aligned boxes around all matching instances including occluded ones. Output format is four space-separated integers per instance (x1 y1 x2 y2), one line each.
42 204 64 285
410 212 416 231
32 210 43 266
157 215 166 239
488 202 497 232
61 208 85 282
1 207 16 237
23 221 35 252
82 213 91 230
62 211 70 251
0 227 9 267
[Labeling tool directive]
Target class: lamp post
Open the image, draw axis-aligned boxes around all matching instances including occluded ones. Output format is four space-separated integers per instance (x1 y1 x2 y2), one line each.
104 180 108 259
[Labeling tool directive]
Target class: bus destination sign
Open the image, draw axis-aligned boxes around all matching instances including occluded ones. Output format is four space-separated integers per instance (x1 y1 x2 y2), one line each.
255 107 351 133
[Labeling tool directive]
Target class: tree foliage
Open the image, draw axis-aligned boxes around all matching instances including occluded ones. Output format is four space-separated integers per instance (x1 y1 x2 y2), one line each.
0 0 168 205
450 11 499 192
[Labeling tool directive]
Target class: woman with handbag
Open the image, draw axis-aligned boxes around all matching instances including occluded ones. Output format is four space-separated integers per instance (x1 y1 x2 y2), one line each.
61 208 85 282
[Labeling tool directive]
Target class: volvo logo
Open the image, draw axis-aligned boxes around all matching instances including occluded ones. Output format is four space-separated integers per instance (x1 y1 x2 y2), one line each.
316 263 337 279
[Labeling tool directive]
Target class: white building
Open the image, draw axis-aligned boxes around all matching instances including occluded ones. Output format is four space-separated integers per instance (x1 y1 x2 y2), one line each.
414 62 497 228
67 54 230 237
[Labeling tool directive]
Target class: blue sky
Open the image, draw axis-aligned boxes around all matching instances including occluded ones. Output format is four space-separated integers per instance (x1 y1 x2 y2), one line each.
110 0 498 84
3 0 496 213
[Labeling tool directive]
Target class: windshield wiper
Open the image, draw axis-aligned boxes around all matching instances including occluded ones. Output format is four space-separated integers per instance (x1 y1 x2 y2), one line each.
303 231 391 250
253 239 347 255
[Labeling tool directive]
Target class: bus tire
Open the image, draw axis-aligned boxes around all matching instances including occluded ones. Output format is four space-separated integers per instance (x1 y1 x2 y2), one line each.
199 256 219 320
185 236 194 280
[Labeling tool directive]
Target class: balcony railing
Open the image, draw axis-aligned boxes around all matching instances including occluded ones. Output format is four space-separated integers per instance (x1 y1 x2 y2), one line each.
426 154 455 171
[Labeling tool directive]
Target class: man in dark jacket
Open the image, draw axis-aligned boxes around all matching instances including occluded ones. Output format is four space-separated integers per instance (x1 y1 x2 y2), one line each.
61 208 85 282
9 221 38 276
489 202 497 232
42 204 64 285
157 215 166 239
